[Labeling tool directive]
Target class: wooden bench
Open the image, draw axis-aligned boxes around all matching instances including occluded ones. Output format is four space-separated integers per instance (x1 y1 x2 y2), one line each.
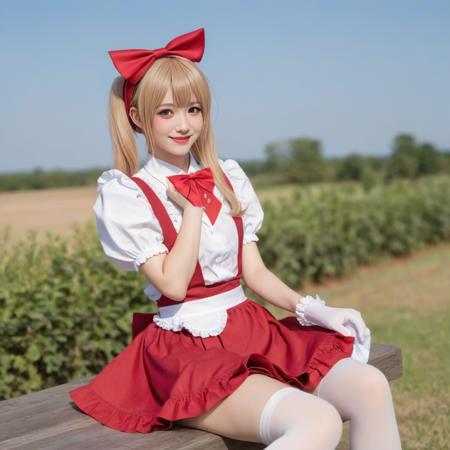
0 343 402 450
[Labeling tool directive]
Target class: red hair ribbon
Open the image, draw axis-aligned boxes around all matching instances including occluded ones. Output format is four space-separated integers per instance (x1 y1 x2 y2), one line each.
167 167 222 225
108 28 205 118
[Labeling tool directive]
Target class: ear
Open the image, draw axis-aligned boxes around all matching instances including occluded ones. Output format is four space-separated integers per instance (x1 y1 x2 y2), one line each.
129 106 144 129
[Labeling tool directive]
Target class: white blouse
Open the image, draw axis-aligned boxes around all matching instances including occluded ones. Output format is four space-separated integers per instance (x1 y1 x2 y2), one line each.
93 158 371 362
93 150 264 306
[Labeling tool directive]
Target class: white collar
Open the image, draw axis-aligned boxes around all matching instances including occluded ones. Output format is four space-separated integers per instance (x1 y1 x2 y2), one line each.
143 150 203 187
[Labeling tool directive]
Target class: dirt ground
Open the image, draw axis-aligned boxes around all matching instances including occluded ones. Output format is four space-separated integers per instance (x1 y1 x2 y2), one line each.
0 186 98 242
0 184 280 243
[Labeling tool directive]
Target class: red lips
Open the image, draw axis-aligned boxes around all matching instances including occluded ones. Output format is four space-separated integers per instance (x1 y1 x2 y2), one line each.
170 136 191 143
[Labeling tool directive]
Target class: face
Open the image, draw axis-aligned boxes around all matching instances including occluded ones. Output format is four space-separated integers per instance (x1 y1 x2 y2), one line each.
150 88 204 167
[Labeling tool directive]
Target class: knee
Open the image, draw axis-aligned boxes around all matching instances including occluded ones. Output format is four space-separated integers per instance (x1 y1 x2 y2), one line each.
355 364 393 406
260 388 343 447
315 401 344 445
290 399 343 447
359 365 391 394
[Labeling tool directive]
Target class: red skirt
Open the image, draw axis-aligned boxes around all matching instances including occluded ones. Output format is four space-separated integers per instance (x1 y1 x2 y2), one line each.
69 298 355 433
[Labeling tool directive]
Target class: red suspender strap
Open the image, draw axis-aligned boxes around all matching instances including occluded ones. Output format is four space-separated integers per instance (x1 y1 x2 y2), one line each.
129 176 205 307
131 171 243 278
130 176 178 249
129 169 244 336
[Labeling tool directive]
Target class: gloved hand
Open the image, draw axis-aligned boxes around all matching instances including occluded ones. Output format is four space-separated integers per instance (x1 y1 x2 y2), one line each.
296 294 370 344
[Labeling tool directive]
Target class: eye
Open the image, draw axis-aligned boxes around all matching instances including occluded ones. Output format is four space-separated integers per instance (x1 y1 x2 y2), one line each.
157 106 202 117
157 109 173 116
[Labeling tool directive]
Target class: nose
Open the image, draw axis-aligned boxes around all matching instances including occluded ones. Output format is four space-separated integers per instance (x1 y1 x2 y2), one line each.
175 111 190 135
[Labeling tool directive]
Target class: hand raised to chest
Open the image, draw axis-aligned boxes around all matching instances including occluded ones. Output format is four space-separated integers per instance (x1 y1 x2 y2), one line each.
167 168 222 225
166 180 198 210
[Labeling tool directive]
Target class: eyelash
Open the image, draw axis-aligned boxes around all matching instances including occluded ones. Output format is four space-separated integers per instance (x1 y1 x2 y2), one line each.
157 106 202 116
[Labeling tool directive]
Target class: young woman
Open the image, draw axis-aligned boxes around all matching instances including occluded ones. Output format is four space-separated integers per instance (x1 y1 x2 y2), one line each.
69 28 402 449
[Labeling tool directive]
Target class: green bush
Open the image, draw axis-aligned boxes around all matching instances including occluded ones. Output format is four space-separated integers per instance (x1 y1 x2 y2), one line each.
0 223 154 399
257 175 450 286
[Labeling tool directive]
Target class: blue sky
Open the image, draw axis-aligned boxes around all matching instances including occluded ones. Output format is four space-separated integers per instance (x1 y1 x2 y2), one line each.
0 0 449 173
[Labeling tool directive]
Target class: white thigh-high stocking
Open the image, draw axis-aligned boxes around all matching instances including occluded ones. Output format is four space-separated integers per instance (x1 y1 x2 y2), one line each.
259 386 343 449
313 357 402 450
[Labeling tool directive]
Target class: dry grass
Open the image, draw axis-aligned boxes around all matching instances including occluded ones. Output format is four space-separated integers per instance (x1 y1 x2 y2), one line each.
0 182 293 243
261 242 450 450
0 186 97 243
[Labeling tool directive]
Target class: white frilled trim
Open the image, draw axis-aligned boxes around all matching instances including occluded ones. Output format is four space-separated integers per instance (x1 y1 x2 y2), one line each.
243 233 259 245
295 294 326 327
133 245 169 272
153 309 228 337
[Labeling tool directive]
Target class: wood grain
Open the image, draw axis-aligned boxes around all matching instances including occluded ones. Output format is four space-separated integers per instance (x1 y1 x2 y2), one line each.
0 343 402 449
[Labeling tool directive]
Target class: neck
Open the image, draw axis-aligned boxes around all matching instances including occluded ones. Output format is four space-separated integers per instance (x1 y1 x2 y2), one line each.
152 150 191 173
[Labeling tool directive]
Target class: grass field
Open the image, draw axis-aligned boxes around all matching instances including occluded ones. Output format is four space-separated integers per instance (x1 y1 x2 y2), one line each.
254 242 450 450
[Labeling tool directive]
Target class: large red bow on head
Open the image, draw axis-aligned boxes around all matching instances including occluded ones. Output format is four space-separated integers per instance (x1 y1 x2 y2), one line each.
167 167 222 225
108 28 205 117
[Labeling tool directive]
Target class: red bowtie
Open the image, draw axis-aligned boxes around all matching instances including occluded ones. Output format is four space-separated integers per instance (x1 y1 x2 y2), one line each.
167 167 222 225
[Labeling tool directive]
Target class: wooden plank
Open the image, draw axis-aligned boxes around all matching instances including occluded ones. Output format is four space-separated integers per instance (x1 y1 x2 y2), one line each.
0 343 402 450
368 343 403 381
0 423 241 450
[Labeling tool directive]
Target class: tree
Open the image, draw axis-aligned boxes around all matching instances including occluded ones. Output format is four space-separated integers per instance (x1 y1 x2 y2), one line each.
416 142 443 175
264 142 279 171
386 134 419 179
336 153 368 181
286 137 327 183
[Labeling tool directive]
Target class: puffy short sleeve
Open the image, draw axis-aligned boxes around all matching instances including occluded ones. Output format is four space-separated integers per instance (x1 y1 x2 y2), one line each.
93 169 169 272
221 159 264 245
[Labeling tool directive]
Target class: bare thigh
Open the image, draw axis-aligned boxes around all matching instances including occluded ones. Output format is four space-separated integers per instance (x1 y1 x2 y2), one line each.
175 374 293 443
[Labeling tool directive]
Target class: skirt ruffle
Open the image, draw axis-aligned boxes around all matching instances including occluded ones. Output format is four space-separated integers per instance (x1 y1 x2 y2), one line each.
69 299 355 433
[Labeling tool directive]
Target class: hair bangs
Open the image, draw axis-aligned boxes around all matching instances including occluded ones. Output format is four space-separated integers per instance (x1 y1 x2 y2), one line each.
169 60 205 110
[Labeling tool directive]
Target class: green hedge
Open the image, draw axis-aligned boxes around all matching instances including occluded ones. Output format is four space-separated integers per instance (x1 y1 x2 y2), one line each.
258 175 450 286
0 223 150 400
0 175 449 400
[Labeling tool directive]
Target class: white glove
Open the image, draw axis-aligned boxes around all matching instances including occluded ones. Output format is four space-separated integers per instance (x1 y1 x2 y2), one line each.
296 294 370 344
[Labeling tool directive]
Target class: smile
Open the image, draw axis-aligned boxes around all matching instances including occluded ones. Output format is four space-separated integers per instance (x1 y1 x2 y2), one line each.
170 136 191 144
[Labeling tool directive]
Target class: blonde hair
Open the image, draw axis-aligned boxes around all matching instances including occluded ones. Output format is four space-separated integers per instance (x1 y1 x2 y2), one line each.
108 55 243 216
